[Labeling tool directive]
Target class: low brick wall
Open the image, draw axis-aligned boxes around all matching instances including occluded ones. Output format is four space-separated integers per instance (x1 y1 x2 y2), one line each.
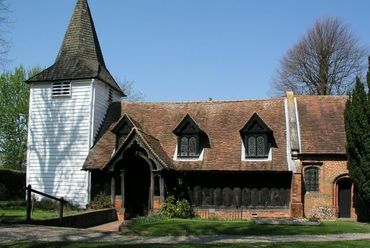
33 208 118 228
194 208 290 220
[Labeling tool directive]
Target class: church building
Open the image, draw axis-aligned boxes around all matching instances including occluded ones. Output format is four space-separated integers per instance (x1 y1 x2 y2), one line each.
26 0 355 220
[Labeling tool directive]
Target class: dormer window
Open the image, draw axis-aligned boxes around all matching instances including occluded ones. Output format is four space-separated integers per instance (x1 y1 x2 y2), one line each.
111 114 135 148
180 135 199 157
246 134 268 158
173 114 208 158
52 82 71 97
240 113 273 159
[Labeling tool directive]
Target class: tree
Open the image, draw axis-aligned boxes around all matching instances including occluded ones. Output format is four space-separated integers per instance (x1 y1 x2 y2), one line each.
344 71 370 219
119 78 145 102
0 0 9 67
273 17 366 96
0 66 42 170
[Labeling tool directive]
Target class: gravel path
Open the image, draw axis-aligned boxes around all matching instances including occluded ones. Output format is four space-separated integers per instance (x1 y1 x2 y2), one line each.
1 224 370 245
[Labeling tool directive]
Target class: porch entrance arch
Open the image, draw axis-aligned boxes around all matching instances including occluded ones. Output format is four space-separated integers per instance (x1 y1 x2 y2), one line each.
114 148 153 219
108 134 167 220
123 155 151 218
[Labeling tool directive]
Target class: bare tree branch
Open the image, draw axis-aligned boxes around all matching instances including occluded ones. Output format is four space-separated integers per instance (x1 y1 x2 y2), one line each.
0 0 9 68
272 17 367 96
118 78 145 102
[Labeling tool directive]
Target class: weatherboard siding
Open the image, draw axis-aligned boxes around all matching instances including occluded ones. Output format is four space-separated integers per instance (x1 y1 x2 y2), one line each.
93 80 121 141
26 80 92 206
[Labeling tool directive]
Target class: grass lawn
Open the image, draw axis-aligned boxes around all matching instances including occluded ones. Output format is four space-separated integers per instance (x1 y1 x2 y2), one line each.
3 240 370 248
0 201 83 224
126 217 370 236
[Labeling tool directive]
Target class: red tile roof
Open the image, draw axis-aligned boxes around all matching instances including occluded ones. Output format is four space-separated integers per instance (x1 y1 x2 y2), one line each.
83 99 289 171
296 96 347 154
83 95 348 171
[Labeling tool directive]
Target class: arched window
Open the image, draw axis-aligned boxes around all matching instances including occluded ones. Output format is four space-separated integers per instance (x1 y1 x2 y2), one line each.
179 135 199 157
256 135 266 156
246 134 268 158
248 136 256 157
305 167 319 192
180 137 188 157
189 136 197 156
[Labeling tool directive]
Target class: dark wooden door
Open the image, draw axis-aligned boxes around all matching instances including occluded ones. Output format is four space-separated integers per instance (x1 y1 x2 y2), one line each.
338 179 351 218
124 156 150 219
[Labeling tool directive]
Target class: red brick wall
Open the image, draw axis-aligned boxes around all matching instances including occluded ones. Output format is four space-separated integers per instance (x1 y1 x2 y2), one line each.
152 197 161 210
291 172 303 218
194 208 290 220
114 197 122 209
301 159 356 219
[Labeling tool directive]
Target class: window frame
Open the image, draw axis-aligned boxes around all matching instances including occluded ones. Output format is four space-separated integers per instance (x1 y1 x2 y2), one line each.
177 134 200 158
245 133 269 158
304 167 320 192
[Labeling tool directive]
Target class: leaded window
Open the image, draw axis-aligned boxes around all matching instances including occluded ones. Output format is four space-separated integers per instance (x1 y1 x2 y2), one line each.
248 136 256 157
245 134 268 158
179 135 199 157
180 137 189 156
189 136 197 156
305 167 319 192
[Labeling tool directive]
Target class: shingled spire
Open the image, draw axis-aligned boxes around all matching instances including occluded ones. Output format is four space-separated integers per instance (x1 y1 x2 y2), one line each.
27 0 124 95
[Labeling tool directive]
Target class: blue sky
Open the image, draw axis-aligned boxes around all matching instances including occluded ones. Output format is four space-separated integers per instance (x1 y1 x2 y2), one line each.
6 0 370 101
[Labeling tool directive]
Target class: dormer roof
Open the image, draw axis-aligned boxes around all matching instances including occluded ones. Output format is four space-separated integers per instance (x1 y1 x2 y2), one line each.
173 114 205 135
26 0 124 96
240 113 272 134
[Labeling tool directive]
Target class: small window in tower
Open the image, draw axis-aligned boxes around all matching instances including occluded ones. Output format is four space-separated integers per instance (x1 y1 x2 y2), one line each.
52 82 71 97
108 88 113 104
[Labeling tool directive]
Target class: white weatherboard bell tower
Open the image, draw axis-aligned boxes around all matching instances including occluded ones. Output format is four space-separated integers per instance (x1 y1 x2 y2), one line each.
25 0 124 206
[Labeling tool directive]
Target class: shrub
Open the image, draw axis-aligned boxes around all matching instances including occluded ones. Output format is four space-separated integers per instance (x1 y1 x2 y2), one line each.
0 200 26 208
89 193 112 209
0 169 25 200
160 195 193 218
33 198 59 211
0 183 7 200
32 197 79 211
175 199 192 218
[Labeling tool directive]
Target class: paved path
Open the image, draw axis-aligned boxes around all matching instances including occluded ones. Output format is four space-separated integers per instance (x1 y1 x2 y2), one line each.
1 224 370 245
87 220 122 232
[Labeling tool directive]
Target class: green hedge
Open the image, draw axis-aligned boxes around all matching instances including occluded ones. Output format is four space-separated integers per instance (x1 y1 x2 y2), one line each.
0 168 26 200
